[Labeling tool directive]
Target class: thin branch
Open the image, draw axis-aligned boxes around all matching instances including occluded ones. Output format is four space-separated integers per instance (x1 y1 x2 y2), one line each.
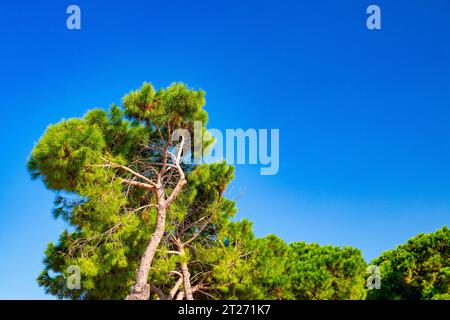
183 194 223 246
121 179 156 191
98 161 159 188
166 250 182 255
169 270 183 277
133 204 157 212
165 162 186 207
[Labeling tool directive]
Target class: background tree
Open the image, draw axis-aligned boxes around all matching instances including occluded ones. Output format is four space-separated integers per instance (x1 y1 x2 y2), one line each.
250 236 367 300
286 242 367 299
367 226 450 300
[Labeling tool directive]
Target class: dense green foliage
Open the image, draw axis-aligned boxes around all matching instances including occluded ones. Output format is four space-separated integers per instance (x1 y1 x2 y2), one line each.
248 236 367 300
28 82 449 300
368 226 450 300
30 105 149 299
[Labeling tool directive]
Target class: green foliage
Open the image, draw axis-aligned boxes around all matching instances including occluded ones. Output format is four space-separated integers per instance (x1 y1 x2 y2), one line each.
286 242 367 300
123 82 209 141
250 236 367 300
252 235 292 299
368 226 450 300
195 220 260 300
28 118 105 191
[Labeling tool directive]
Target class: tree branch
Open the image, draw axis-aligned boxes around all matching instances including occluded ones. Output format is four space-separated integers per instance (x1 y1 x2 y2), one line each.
102 161 159 188
168 275 183 300
183 194 222 246
121 179 156 191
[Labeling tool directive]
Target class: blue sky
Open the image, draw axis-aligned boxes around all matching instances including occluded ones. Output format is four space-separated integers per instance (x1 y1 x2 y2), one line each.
0 1 449 299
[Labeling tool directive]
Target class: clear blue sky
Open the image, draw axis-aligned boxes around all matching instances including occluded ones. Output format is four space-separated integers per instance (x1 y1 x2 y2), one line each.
0 1 449 299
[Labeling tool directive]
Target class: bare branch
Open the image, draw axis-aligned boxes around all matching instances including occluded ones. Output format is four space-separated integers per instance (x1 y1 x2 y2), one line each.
121 179 156 191
102 161 159 188
168 275 183 300
167 250 182 255
169 270 183 277
165 160 186 207
183 195 223 246
133 204 157 212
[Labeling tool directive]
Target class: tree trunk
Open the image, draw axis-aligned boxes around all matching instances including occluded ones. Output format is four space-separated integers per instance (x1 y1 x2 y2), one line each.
124 151 186 300
181 262 194 300
126 196 167 300
179 245 194 300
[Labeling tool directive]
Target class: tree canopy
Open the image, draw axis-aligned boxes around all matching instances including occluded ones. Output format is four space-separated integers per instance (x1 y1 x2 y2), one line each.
368 226 450 300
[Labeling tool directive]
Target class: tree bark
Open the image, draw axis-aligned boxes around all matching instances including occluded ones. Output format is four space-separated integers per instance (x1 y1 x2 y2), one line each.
168 276 183 300
124 139 186 300
176 291 184 300
126 189 167 300
181 261 194 300
178 245 194 300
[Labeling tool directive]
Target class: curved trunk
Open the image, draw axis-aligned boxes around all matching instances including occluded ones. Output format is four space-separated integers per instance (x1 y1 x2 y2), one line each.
125 149 186 300
126 197 166 300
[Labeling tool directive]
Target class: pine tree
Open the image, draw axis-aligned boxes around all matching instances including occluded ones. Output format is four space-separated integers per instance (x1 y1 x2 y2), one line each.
248 236 367 300
368 226 450 300
28 83 254 300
